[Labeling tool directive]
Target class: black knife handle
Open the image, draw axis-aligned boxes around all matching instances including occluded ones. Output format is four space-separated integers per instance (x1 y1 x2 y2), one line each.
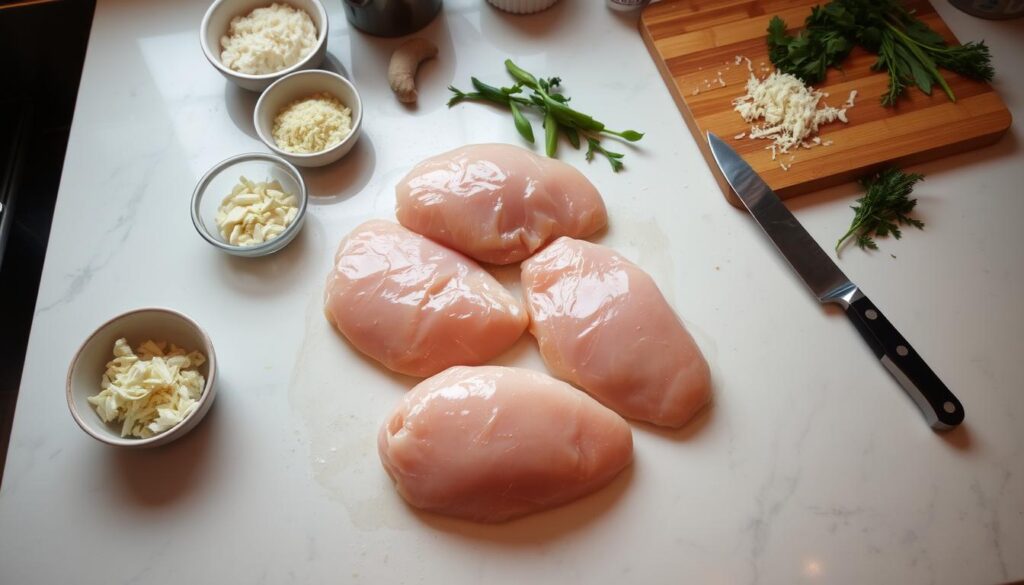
845 295 964 430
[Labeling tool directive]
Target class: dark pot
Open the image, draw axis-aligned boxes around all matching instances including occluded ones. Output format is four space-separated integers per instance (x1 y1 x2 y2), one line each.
342 0 443 37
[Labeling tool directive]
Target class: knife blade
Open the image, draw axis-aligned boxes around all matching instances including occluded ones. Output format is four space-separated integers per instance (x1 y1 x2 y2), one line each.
706 132 963 430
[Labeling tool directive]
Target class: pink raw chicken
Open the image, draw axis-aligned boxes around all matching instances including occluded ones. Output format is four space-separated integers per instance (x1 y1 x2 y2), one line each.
378 365 633 523
395 143 608 265
521 237 712 428
324 220 528 377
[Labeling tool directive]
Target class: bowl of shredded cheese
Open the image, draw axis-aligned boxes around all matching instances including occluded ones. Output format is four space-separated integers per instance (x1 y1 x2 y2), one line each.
254 69 363 167
200 0 329 92
67 308 218 448
191 152 308 257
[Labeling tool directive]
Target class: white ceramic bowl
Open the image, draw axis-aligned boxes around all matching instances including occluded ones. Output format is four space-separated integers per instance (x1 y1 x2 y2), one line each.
67 308 218 448
486 0 560 14
191 152 308 257
254 69 363 167
200 0 329 92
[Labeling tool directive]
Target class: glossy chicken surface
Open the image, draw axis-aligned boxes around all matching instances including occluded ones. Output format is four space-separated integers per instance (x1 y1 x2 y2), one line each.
324 220 528 377
395 144 608 265
521 237 711 428
378 365 633 523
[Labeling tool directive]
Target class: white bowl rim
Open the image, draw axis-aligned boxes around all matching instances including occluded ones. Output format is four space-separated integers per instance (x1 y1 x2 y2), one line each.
199 0 329 82
190 151 308 255
253 69 364 159
66 307 219 448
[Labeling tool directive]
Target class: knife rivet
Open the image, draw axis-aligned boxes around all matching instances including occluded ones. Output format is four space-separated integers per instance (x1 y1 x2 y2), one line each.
896 345 909 357
943 401 956 414
865 309 878 320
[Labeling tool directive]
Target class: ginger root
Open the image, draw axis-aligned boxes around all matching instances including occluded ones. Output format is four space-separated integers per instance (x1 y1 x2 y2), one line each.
388 38 438 104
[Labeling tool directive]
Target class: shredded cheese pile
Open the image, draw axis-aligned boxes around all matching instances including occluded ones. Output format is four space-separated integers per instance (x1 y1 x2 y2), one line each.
216 176 298 246
88 339 207 438
220 3 317 75
272 92 352 154
733 72 855 159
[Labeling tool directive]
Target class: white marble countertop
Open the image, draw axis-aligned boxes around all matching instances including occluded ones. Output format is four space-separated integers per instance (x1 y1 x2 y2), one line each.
2 0 1023 583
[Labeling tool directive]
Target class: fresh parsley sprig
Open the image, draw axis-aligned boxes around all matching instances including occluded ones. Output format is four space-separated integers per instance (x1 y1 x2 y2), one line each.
767 9 853 85
448 60 644 172
767 0 994 106
836 168 925 254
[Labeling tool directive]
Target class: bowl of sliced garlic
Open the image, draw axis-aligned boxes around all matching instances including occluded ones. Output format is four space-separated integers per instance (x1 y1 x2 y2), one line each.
67 307 218 448
191 152 308 257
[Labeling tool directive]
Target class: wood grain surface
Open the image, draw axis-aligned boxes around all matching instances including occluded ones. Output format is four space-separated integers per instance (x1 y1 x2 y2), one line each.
640 0 1012 206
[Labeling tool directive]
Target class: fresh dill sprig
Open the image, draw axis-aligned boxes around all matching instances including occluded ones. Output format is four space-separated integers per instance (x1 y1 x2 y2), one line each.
836 168 925 254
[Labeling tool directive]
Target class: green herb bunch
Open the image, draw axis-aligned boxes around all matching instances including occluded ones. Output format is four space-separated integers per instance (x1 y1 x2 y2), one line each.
836 168 925 254
768 0 993 106
448 60 643 172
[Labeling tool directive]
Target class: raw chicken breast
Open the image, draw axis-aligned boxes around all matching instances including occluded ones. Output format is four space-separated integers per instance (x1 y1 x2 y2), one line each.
521 237 711 428
395 144 608 265
324 220 527 377
378 365 633 523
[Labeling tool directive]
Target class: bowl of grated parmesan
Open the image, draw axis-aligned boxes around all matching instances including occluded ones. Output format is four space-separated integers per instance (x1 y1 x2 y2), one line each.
201 0 329 92
67 308 218 448
254 69 363 167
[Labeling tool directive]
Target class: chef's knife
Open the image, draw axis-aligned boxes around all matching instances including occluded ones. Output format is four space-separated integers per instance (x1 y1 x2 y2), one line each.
706 132 963 430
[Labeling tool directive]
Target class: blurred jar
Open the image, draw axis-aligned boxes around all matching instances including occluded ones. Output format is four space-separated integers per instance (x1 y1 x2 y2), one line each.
342 0 443 36
949 0 1024 19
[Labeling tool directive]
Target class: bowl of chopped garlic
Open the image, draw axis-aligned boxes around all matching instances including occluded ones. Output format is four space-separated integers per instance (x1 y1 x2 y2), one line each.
191 152 308 257
67 308 218 448
254 69 363 167
200 0 329 92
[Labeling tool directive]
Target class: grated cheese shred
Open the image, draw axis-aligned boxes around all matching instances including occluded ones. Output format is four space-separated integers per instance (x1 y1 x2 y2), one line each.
87 339 207 438
272 92 352 154
733 72 855 157
220 3 318 75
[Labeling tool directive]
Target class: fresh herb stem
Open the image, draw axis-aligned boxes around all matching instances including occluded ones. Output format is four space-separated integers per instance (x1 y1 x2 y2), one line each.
767 0 993 106
508 102 532 144
585 137 625 173
603 129 645 142
564 126 581 149
543 110 558 157
884 21 955 102
448 60 643 171
504 59 539 90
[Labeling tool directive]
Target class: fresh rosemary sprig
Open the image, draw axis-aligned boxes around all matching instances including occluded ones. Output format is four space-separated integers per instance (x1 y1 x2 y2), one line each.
448 59 644 171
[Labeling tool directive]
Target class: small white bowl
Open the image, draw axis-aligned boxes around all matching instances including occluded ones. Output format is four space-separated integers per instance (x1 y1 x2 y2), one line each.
200 0 329 92
486 0 560 14
254 69 363 168
67 308 218 448
191 152 308 257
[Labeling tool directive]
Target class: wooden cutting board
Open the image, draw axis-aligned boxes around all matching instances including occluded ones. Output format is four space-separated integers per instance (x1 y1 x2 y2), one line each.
640 0 1012 206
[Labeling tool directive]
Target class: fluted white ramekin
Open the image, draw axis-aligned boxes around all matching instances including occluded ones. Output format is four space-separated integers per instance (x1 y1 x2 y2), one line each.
486 0 560 15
